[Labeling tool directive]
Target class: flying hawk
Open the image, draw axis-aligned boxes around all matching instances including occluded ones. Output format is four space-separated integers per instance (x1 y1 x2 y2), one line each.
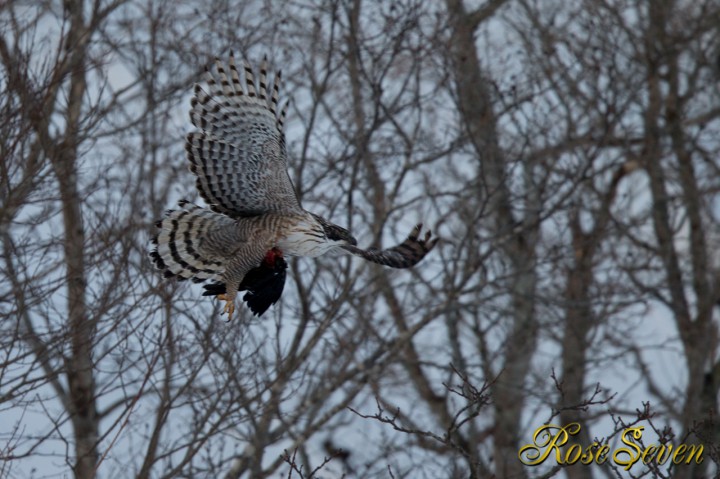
150 54 437 319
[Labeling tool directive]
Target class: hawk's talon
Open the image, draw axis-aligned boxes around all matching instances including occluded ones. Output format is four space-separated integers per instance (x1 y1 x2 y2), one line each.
217 293 235 321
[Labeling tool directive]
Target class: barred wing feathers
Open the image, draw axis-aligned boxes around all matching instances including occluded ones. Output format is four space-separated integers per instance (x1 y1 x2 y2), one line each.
187 55 301 217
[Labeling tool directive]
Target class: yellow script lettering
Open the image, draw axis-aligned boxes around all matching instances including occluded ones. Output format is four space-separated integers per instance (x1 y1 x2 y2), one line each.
655 444 672 464
641 445 657 464
565 444 582 464
684 444 704 464
595 444 610 465
672 444 687 464
613 426 644 471
518 423 581 466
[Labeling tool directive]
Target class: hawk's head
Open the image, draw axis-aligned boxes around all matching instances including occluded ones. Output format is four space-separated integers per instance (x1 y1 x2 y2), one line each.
310 213 357 248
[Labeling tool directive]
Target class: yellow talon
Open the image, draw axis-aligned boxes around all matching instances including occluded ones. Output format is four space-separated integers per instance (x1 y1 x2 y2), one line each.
217 294 235 321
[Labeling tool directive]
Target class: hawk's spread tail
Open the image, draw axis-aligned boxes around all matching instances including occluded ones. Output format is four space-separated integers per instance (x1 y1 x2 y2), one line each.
150 201 226 282
341 224 437 268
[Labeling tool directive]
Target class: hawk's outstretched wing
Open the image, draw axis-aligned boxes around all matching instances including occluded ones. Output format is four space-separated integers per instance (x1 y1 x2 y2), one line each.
187 55 301 217
152 54 438 320
341 224 438 268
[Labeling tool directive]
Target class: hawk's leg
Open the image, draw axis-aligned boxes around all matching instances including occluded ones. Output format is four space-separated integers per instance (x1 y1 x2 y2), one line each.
216 293 236 321
209 242 278 320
